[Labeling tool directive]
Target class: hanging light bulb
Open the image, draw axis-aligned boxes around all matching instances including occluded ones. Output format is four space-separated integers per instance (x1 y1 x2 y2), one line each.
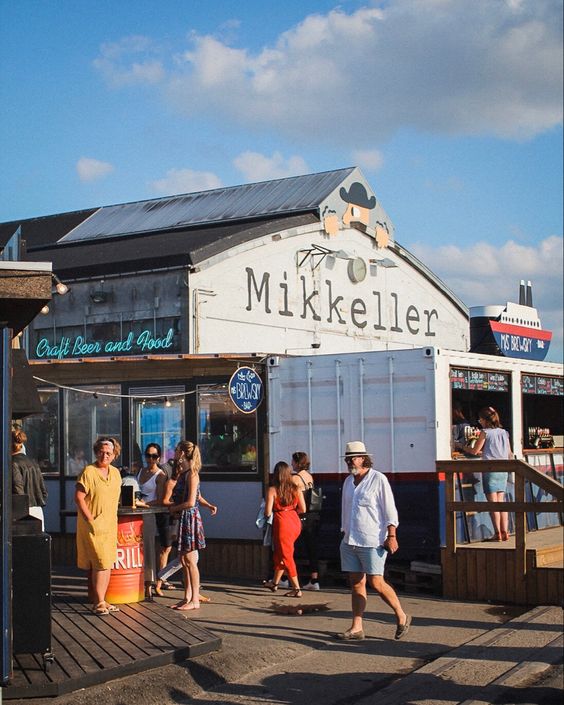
165 397 172 408
52 274 69 295
40 304 50 315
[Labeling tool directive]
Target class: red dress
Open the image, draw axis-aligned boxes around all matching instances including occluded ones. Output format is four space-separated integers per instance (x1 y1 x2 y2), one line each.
272 494 302 578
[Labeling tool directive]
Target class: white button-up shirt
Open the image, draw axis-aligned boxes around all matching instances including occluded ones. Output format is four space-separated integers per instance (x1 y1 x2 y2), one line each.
341 468 399 548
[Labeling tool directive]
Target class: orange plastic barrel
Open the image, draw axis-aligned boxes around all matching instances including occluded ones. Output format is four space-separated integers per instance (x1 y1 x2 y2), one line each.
106 515 144 604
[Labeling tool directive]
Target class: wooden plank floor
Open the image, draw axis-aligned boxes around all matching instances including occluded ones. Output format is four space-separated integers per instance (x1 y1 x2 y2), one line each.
3 570 221 700
461 525 562 552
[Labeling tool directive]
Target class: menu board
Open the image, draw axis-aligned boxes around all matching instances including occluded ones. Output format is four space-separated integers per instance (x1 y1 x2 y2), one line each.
450 368 510 392
522 375 563 396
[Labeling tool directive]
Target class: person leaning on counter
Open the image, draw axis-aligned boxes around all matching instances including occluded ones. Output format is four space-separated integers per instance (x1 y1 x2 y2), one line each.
75 437 122 616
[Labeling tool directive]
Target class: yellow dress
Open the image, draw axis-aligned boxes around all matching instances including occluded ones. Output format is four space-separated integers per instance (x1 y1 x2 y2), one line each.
76 463 122 570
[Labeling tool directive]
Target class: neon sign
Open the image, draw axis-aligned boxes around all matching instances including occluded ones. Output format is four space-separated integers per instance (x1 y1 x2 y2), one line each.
35 328 175 360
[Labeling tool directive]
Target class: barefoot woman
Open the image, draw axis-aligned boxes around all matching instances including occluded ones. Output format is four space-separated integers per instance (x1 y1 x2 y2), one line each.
169 441 215 610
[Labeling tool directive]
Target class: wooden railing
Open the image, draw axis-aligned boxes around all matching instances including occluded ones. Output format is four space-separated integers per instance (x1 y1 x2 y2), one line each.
436 459 563 604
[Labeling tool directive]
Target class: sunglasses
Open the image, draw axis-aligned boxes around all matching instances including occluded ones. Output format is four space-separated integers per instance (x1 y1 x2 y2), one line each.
145 453 159 459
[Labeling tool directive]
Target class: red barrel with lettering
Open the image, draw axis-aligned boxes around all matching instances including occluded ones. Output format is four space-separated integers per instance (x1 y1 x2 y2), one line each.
106 515 144 604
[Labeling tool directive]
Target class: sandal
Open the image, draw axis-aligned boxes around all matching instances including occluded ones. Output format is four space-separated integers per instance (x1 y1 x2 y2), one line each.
264 581 278 592
161 581 175 590
284 589 302 598
93 603 109 616
104 603 120 612
170 599 188 610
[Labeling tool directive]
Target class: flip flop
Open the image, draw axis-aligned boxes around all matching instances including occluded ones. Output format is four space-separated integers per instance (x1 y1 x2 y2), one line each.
170 600 188 610
93 604 109 616
104 603 120 612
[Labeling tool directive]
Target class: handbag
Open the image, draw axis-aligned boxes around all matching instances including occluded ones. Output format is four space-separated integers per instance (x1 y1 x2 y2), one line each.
305 486 323 513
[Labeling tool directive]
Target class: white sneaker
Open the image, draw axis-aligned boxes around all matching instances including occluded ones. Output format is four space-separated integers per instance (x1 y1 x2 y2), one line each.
303 581 320 591
278 579 290 589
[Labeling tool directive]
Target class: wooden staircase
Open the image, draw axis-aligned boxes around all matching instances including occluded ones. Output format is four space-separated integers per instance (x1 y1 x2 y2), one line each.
438 459 563 606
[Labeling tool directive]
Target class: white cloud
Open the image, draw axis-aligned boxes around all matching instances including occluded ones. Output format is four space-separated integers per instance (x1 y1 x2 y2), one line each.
150 168 223 195
351 149 384 171
90 0 563 145
93 35 165 87
76 157 114 182
233 151 309 182
410 235 564 362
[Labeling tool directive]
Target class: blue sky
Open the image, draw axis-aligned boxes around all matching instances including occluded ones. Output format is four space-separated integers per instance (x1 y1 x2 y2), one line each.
1 0 562 360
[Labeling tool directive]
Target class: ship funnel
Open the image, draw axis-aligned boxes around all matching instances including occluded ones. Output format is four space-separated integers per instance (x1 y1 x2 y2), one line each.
519 280 526 305
526 281 533 308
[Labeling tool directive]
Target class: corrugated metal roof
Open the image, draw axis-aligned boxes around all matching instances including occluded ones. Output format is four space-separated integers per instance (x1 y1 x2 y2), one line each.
59 167 356 244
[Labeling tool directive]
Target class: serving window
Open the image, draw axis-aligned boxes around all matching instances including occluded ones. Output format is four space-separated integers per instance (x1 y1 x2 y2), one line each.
521 374 563 450
65 385 122 476
197 384 258 475
450 367 513 441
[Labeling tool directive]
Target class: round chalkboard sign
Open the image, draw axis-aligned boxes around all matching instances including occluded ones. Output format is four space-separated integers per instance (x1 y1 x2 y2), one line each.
229 367 263 414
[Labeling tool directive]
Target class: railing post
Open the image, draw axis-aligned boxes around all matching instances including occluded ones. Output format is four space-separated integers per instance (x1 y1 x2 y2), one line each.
514 472 527 604
445 469 457 554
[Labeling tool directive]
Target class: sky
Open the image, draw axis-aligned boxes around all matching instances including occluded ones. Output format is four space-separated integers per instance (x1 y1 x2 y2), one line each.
1 0 562 361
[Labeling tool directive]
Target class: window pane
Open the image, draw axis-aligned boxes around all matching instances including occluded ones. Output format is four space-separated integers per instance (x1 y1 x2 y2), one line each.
198 385 257 474
21 388 59 474
131 396 184 473
65 385 122 475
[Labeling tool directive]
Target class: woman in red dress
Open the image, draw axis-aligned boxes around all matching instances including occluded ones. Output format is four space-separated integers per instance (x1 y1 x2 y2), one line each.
264 461 306 597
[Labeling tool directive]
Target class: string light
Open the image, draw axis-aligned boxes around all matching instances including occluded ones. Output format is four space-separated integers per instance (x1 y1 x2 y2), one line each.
165 397 172 407
32 376 225 400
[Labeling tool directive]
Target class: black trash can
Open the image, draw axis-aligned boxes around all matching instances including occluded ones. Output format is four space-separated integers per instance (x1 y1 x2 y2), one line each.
12 504 52 656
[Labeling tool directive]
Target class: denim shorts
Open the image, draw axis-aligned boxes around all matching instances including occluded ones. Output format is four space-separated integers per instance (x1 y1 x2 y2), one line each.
482 471 508 495
340 540 387 575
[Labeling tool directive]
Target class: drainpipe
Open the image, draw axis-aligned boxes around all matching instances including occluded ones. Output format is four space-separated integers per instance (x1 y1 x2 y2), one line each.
336 360 342 463
388 355 396 474
307 360 313 467
359 357 365 443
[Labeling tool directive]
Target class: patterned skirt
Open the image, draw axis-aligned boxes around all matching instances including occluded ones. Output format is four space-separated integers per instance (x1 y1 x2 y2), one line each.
177 506 206 553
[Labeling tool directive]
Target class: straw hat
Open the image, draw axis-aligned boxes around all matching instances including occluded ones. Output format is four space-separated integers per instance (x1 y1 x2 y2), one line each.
343 441 371 457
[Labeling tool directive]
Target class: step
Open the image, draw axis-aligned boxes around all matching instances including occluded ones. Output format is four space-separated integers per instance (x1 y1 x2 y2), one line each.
535 544 564 567
355 605 564 705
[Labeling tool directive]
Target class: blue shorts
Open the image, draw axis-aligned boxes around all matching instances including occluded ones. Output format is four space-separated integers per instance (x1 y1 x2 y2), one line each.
482 472 508 495
340 540 387 575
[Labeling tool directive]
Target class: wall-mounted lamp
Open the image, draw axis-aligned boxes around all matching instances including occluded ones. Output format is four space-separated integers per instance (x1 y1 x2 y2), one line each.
90 290 108 304
369 257 397 268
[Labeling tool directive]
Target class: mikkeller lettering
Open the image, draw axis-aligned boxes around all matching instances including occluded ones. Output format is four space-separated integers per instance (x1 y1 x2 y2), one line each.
245 267 438 336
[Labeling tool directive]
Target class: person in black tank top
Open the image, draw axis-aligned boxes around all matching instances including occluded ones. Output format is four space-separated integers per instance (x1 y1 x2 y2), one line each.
292 451 321 591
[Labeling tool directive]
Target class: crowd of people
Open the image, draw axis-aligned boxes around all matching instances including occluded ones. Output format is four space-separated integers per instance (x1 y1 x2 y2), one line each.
10 405 513 640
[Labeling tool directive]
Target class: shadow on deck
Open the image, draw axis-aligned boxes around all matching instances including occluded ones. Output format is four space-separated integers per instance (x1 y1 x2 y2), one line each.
3 570 221 700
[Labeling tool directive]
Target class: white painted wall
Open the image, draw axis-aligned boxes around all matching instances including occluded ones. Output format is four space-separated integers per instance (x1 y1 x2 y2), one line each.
190 224 468 355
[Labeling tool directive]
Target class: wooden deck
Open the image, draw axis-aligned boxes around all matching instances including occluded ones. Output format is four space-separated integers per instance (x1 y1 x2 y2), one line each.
3 571 221 700
442 526 563 606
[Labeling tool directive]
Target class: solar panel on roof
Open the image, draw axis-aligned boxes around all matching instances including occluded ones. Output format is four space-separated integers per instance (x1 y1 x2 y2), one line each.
59 168 356 244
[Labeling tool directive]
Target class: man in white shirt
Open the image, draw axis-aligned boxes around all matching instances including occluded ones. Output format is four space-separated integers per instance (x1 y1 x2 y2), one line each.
337 441 411 641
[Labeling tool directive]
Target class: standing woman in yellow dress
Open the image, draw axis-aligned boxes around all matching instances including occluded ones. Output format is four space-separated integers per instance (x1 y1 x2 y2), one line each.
75 437 122 615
